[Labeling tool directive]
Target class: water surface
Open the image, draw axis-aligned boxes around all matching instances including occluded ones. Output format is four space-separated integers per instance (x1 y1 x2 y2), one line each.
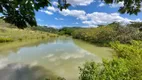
0 37 114 80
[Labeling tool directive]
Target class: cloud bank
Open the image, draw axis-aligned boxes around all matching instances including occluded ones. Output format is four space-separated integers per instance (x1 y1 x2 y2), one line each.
39 0 142 27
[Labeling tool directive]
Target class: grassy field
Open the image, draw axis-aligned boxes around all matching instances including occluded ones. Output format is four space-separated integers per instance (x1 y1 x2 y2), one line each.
0 20 57 51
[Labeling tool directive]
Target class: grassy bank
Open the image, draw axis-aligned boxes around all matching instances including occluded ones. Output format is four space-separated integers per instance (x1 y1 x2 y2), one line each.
0 26 57 51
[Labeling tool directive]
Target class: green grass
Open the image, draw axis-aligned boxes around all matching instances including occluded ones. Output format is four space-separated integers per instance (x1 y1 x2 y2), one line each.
0 27 57 41
0 37 14 42
0 21 57 51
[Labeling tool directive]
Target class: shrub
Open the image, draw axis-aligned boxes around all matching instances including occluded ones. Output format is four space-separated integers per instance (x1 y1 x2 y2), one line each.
0 37 14 43
79 41 142 80
114 26 139 43
72 26 116 46
110 41 142 59
59 27 82 35
79 58 131 80
72 23 142 46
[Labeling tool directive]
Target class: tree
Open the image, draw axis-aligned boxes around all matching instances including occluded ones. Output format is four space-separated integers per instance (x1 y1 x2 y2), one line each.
0 0 50 28
0 0 70 28
128 22 142 28
0 0 142 28
104 0 141 15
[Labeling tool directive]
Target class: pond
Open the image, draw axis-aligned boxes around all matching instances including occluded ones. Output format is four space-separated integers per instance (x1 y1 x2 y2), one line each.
0 36 114 80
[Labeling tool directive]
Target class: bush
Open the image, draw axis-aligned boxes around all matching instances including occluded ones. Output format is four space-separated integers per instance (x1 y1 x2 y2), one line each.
114 26 139 43
79 58 130 80
79 41 142 80
72 23 142 46
0 37 14 43
59 27 82 35
110 41 142 59
72 26 116 46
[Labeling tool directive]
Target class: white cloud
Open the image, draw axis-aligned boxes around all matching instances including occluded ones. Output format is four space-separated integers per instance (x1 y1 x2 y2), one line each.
40 6 58 15
40 10 53 15
58 9 142 26
99 3 105 7
39 6 142 27
83 12 132 26
52 1 58 6
66 0 94 6
47 6 58 12
132 18 142 22
55 18 64 20
37 18 43 22
49 25 62 28
109 2 124 8
51 0 94 6
59 9 87 20
73 22 79 24
39 24 62 29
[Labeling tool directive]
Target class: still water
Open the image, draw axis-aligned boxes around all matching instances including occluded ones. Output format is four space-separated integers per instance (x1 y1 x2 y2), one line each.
0 37 114 80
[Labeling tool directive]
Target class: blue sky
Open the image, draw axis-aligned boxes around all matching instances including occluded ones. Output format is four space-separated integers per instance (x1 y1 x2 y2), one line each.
1 0 142 28
35 0 142 28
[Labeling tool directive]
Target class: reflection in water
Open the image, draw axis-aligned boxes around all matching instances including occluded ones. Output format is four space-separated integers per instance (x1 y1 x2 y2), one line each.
0 38 56 56
0 63 57 80
73 39 114 60
0 36 113 80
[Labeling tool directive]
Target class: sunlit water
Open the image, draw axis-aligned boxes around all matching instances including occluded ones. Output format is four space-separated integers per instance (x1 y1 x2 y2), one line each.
0 37 114 80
